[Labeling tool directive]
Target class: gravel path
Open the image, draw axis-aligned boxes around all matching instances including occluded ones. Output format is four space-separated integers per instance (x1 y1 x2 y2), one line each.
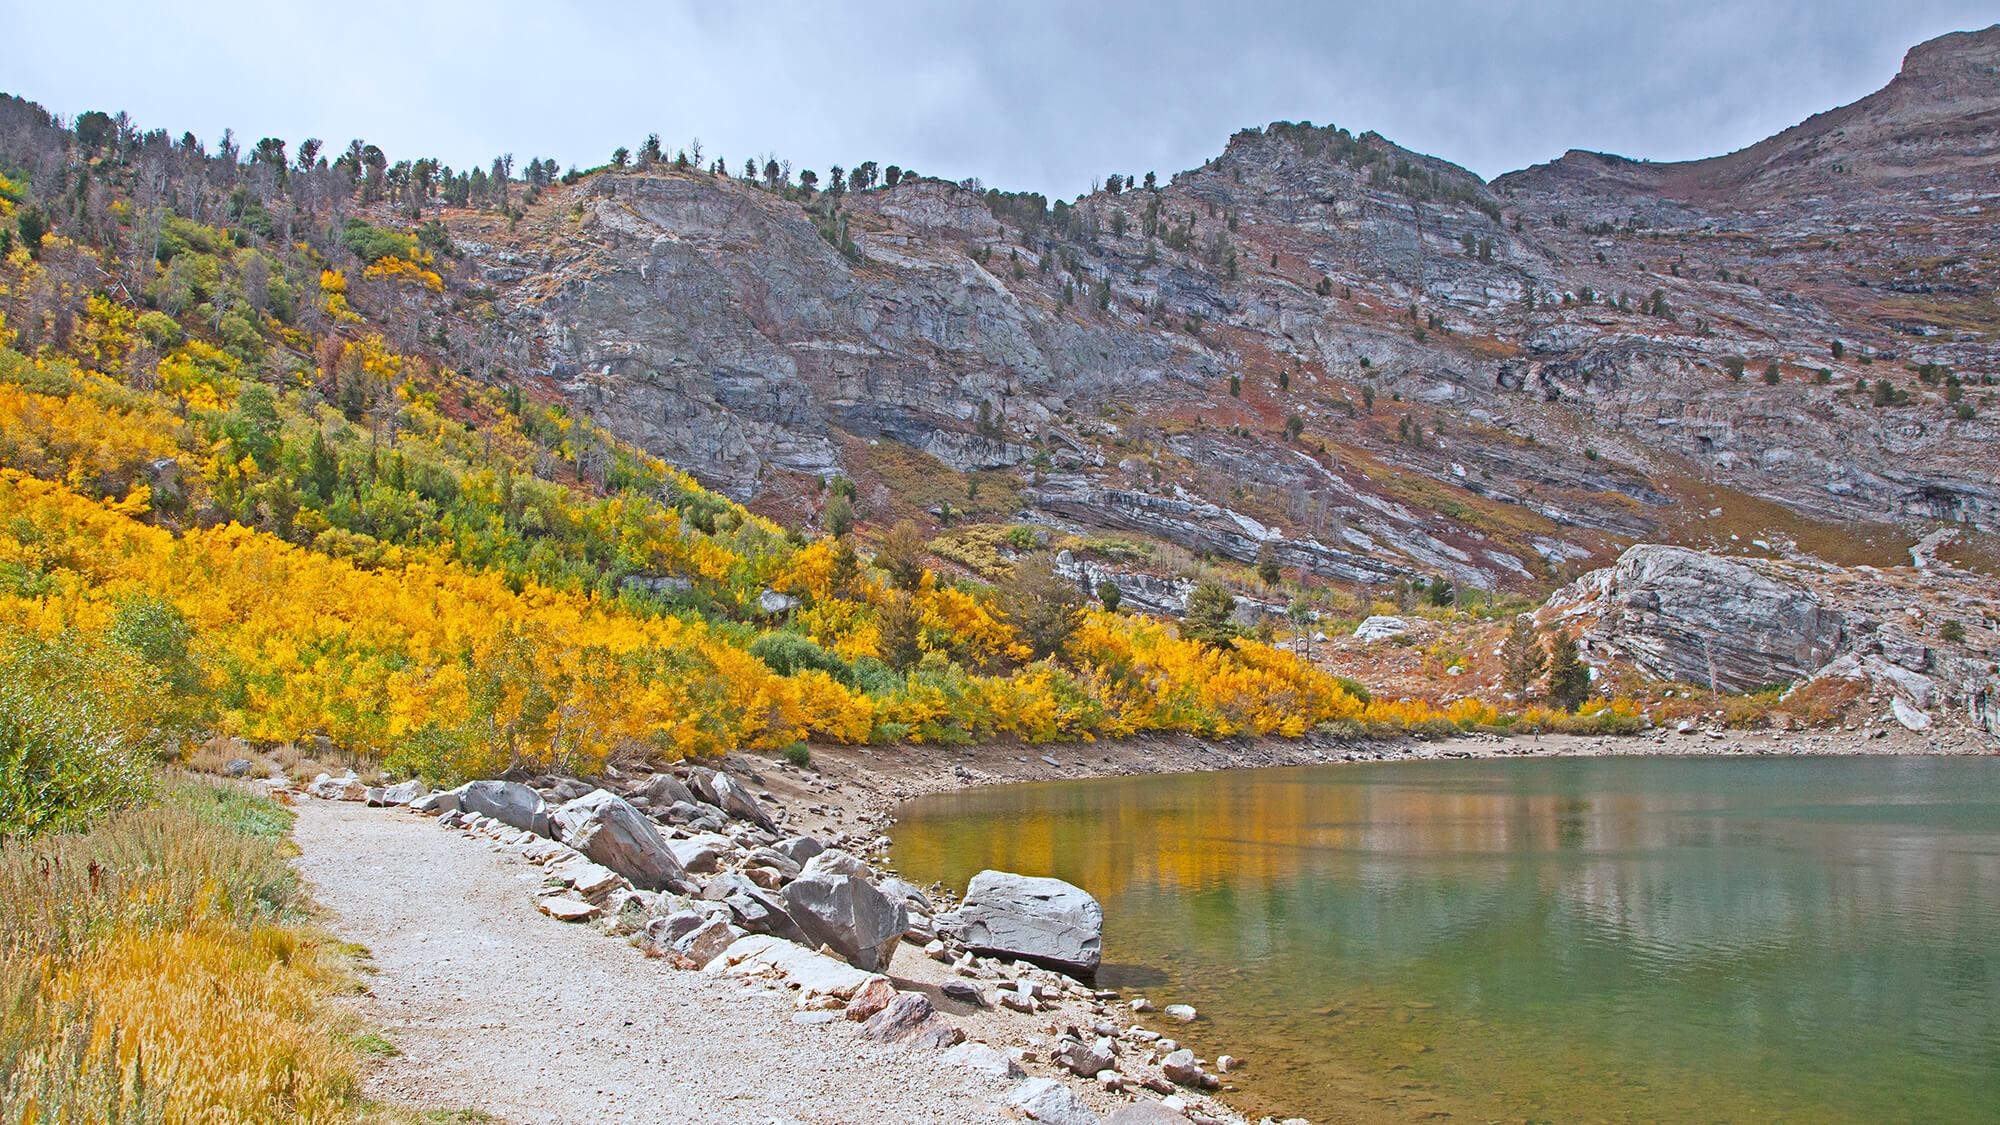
292 801 1019 1125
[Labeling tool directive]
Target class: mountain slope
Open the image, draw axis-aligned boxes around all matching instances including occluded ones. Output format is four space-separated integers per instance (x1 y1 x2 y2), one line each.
460 25 1999 597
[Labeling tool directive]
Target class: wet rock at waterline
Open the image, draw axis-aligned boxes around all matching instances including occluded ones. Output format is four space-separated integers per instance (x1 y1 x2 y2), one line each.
938 870 1103 975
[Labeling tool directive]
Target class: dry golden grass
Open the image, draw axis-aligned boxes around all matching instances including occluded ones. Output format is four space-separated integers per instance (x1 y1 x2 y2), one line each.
0 775 418 1125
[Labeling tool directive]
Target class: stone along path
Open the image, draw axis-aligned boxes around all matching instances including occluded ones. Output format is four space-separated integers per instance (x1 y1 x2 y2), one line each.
291 800 1020 1125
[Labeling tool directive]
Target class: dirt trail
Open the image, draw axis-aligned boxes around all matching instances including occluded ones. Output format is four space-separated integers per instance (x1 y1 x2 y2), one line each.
292 801 1019 1125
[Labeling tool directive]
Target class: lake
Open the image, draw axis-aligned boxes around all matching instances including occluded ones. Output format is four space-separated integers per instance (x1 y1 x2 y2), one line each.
890 755 2000 1124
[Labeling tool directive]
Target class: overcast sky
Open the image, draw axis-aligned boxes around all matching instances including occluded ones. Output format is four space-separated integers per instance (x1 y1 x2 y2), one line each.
6 2 1994 197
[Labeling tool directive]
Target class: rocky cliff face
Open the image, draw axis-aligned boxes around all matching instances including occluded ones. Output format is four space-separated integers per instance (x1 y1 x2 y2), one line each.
1546 545 1848 692
464 25 2000 594
1542 536 2000 737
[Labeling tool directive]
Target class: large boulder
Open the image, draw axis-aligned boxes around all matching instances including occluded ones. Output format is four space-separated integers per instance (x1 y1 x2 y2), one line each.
1548 545 1846 692
939 870 1102 976
370 779 429 807
638 772 694 807
857 991 936 1042
1008 1077 1099 1125
666 833 735 874
684 767 722 807
673 914 741 968
453 781 552 836
800 848 874 880
710 771 777 831
703 872 810 945
772 835 826 865
307 773 368 801
781 872 908 972
551 789 690 891
662 800 730 833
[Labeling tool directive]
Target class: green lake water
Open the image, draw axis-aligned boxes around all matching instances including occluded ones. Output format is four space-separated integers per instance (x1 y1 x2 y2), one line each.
889 756 2000 1124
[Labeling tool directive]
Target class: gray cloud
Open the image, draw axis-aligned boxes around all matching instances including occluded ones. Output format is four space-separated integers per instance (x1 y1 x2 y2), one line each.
6 1 1994 197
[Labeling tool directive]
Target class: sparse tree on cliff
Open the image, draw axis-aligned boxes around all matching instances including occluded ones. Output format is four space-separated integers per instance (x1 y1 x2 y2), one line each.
1501 615 1546 698
823 492 854 538
1547 629 1590 711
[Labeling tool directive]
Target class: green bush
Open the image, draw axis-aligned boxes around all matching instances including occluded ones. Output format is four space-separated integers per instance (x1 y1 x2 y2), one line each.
748 631 851 682
782 742 811 767
846 656 901 696
338 218 417 264
0 631 158 840
1334 676 1372 706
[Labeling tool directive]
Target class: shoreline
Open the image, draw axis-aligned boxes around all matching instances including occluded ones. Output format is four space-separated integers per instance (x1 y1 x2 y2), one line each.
764 722 1995 1123
775 721 1994 856
292 723 1994 1125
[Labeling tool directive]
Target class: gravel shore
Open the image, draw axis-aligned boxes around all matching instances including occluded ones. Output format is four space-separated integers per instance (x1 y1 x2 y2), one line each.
290 722 1993 1125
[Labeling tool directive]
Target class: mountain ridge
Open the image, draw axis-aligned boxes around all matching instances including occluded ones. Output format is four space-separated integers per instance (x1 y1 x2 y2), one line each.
444 25 1999 597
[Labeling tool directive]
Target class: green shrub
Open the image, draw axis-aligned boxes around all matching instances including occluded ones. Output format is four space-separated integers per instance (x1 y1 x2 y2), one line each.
338 218 417 264
846 656 901 696
1941 620 1966 643
1334 676 1372 706
0 631 159 840
748 631 851 682
782 742 811 767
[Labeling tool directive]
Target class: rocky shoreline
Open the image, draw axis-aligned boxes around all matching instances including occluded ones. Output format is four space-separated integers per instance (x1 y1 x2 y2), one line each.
289 717 1995 1125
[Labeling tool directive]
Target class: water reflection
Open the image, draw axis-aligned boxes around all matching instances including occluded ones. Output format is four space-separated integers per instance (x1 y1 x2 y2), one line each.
892 756 2000 1124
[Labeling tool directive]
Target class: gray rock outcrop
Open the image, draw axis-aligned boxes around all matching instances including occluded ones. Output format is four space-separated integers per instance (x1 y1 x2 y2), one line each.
1550 545 1846 692
939 870 1103 976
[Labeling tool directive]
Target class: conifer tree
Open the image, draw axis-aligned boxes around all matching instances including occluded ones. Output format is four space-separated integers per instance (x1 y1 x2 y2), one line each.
999 553 1084 662
1183 582 1239 650
1547 629 1590 711
1500 614 1545 698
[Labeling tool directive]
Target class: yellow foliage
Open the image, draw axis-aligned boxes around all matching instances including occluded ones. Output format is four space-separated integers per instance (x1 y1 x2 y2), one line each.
362 256 444 292
1443 697 1500 727
0 471 827 775
0 381 180 493
797 597 881 662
